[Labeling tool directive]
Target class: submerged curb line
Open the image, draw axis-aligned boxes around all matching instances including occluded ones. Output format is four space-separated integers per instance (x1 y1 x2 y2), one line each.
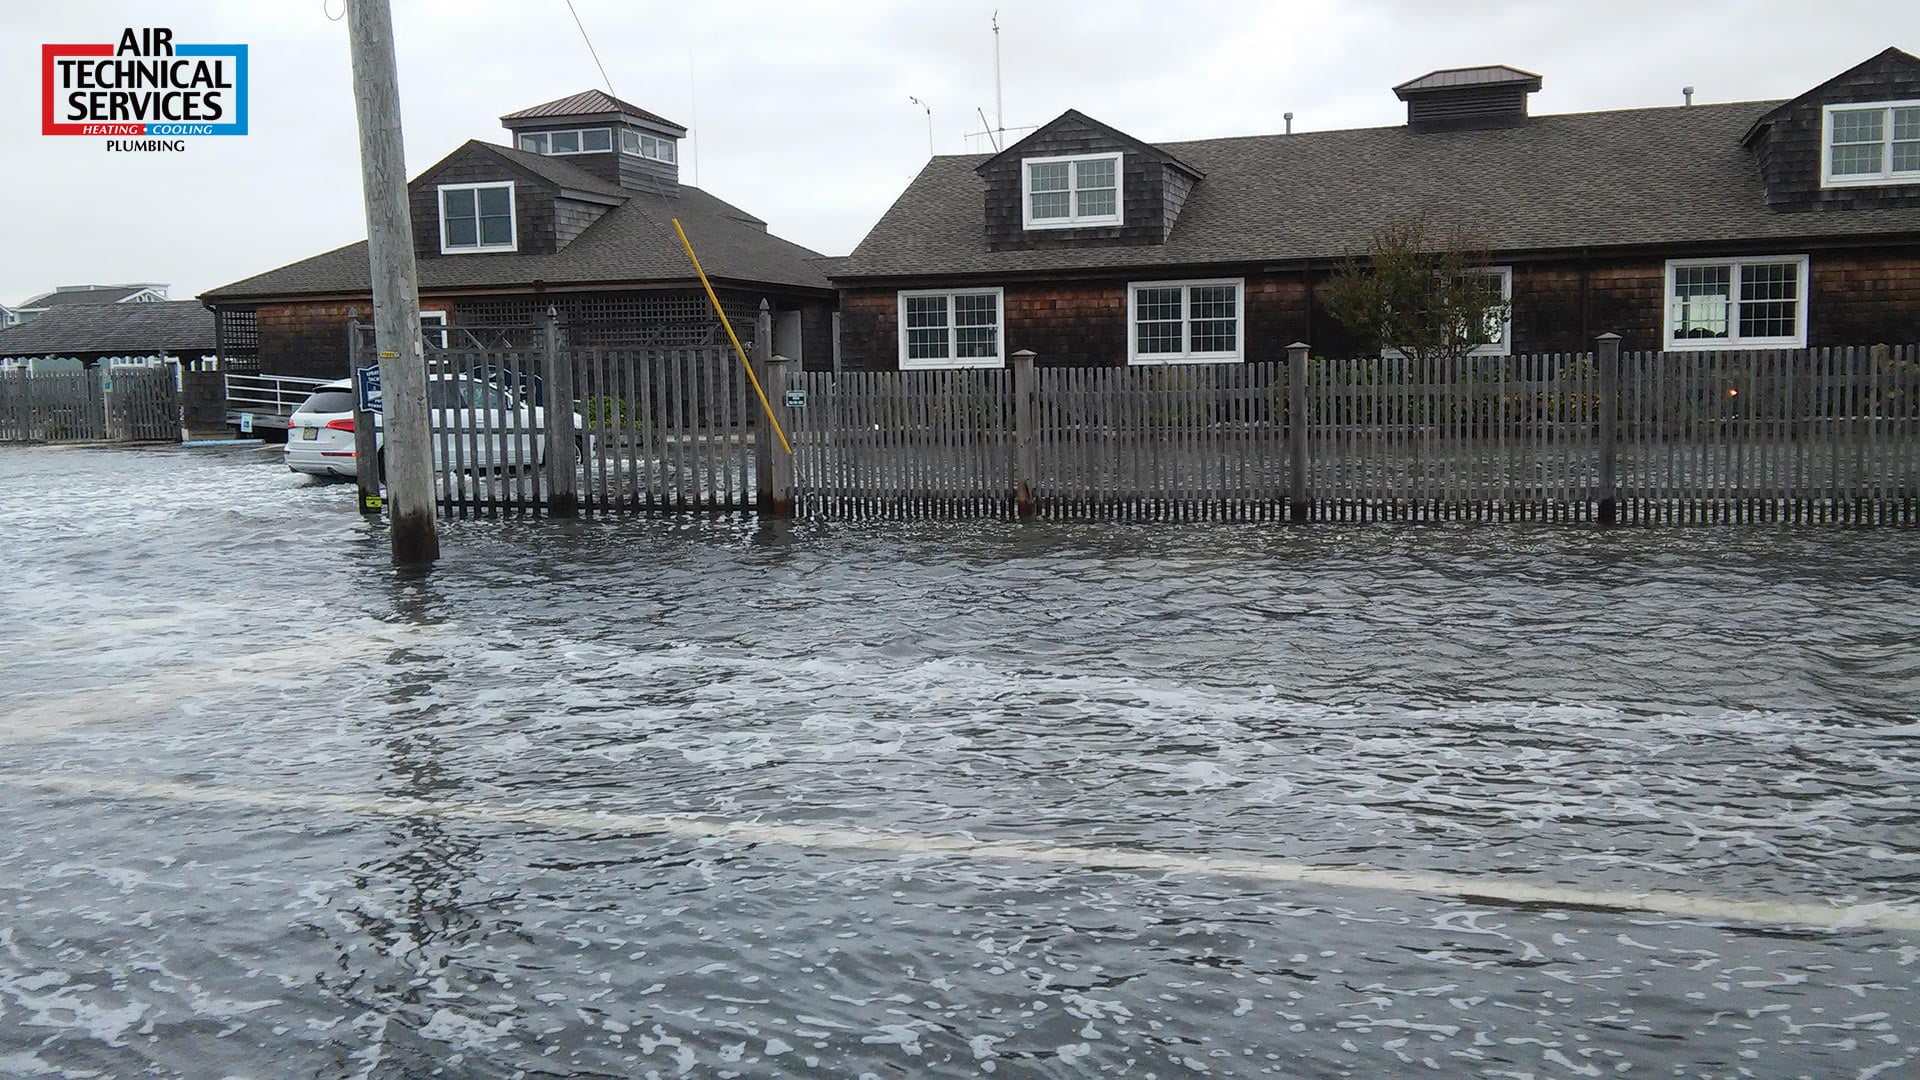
16 774 1920 933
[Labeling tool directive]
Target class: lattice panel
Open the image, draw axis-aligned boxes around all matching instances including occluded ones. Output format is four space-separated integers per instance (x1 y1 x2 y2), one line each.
216 308 261 373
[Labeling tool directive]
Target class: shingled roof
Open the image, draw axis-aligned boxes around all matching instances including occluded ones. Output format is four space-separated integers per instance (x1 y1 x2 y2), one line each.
500 90 685 134
0 301 213 356
18 284 162 310
201 144 824 302
834 100 1920 281
1394 65 1542 96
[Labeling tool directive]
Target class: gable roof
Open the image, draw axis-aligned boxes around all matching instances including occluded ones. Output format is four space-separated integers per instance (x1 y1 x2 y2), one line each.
500 90 686 134
1395 65 1542 97
1743 46 1920 142
461 140 632 200
19 284 162 310
835 99 1920 281
0 300 213 356
975 109 1204 179
200 145 826 302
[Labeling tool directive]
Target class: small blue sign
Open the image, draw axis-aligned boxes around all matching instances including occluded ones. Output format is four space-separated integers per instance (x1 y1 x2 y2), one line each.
355 364 384 414
784 388 807 409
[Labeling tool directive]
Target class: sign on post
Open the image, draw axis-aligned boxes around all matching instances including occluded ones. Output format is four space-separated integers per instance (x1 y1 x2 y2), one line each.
784 388 807 409
354 364 384 414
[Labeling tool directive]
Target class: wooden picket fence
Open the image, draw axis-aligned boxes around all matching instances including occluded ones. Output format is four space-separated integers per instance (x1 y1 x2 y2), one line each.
786 342 1919 524
0 365 181 444
357 320 761 519
354 314 1918 526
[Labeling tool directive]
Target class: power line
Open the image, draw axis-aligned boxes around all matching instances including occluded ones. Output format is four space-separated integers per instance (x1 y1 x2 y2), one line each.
563 0 617 100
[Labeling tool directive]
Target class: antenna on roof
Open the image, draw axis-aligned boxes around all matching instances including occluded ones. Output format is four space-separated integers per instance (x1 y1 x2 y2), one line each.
976 107 1001 152
992 11 1004 144
1284 111 1294 134
689 44 701 187
1683 85 1694 106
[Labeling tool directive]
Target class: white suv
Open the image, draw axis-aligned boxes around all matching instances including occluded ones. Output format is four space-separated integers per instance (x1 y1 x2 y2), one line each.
284 375 581 479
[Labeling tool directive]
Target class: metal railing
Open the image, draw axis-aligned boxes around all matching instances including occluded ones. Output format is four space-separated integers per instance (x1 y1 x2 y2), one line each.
223 372 333 428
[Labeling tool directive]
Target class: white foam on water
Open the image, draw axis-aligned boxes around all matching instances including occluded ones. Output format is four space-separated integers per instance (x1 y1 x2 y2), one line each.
12 773 1919 934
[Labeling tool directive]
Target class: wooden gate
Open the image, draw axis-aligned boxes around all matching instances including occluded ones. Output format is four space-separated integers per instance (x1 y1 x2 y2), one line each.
106 366 182 441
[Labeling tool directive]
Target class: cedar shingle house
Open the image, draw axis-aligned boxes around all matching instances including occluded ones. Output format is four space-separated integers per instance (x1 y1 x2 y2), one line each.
201 91 835 379
831 48 1920 371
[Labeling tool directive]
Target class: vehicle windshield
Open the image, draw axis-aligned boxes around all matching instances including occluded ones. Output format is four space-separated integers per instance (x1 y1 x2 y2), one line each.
295 390 355 415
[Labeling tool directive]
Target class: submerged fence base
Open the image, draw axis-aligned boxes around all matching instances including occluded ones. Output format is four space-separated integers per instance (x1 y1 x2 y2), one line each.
360 325 1920 526
0 365 183 444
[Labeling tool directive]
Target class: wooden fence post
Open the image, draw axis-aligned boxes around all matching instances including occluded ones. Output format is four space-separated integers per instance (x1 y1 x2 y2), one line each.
542 306 579 518
347 319 383 514
753 301 776 511
1012 349 1038 518
767 354 796 516
1287 342 1310 522
1595 332 1621 524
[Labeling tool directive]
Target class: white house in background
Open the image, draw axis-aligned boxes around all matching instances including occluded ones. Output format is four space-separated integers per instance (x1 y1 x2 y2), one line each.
12 283 170 325
0 304 18 328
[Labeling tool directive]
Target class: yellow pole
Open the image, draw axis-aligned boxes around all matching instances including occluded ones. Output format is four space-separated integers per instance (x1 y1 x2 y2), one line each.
672 218 792 455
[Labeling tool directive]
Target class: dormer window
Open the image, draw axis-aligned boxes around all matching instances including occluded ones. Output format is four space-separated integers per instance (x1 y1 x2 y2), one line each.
1022 152 1122 229
438 181 517 254
1822 101 1920 187
620 129 677 163
518 128 612 155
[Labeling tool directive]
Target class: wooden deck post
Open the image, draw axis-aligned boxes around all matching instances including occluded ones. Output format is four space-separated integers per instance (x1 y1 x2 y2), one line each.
753 301 776 511
1287 342 1310 522
1012 349 1038 518
542 306 579 518
767 353 796 516
1595 332 1621 524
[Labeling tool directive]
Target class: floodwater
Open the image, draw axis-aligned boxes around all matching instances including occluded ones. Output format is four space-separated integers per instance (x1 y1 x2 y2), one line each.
2 444 1917 1079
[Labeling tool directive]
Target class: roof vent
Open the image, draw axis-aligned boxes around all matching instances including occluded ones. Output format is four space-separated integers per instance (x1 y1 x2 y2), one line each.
1393 65 1541 131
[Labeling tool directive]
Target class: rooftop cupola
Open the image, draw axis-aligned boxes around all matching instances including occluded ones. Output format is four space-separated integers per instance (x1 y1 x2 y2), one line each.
1393 65 1542 131
500 90 688 195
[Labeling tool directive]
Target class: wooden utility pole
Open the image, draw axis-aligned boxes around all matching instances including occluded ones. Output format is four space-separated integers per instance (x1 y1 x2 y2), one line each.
345 0 438 564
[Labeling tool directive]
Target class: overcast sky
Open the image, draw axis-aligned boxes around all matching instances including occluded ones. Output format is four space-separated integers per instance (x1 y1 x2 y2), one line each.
4 1 1917 306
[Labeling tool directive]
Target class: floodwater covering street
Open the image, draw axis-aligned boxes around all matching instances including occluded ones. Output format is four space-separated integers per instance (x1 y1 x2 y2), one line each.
2 444 1917 1079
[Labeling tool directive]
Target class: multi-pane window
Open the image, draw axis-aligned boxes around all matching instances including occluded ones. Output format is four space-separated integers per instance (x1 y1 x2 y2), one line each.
1664 257 1808 348
517 128 613 156
1127 279 1244 364
897 289 1004 369
619 129 677 162
1022 153 1123 229
439 182 516 253
1822 101 1920 186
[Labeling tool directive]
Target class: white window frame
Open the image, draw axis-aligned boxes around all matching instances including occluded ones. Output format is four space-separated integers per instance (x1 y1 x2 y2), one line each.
619 129 678 163
437 181 518 255
1820 100 1920 188
1126 278 1246 365
1021 152 1124 230
1380 266 1513 359
419 309 448 348
1661 255 1810 350
896 287 1006 370
518 127 613 156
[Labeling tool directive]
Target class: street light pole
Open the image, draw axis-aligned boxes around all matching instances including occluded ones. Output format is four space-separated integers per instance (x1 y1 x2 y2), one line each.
909 96 933 156
345 0 438 565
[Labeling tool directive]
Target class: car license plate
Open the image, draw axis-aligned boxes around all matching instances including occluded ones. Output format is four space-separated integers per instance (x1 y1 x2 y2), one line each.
301 427 318 440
